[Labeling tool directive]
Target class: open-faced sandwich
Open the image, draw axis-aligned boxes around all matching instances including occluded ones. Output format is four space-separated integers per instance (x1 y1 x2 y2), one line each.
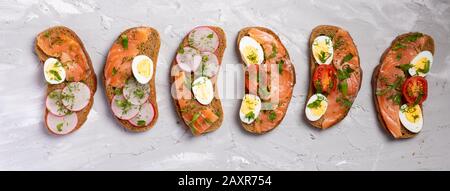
237 27 296 134
35 26 97 135
170 26 226 136
304 25 362 129
373 32 434 138
103 27 160 132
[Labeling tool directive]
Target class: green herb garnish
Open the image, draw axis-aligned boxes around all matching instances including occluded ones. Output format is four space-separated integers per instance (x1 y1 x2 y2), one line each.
417 60 430 74
337 66 354 81
190 113 201 124
307 95 325 109
388 93 403 105
269 43 277 59
338 81 348 96
245 111 256 121
277 60 284 74
392 43 406 51
268 111 276 121
403 33 423 43
112 67 118 76
396 63 413 75
121 34 128 49
133 88 144 99
207 33 214 38
56 123 63 132
342 53 353 63
49 70 62 81
137 120 146 126
336 97 352 108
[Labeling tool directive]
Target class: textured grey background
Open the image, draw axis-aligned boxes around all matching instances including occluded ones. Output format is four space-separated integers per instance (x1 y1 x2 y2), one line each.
0 0 449 170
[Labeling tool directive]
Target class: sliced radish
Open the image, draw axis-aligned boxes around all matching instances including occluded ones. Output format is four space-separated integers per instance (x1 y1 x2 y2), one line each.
176 46 201 72
61 82 91 111
46 112 78 135
123 77 150 105
188 26 219 52
194 52 220 78
128 101 156 127
111 95 139 120
46 89 70 116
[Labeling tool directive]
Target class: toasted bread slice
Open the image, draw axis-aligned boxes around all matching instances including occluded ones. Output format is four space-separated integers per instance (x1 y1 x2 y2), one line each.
103 27 160 132
237 27 296 134
35 26 97 135
170 26 226 136
372 32 434 138
305 25 362 129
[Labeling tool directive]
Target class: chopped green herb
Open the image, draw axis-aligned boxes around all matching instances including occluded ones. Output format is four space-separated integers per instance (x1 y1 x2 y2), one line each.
246 51 258 64
207 33 214 38
338 81 348 96
396 63 413 75
269 43 277 59
333 38 344 50
245 111 256 121
376 75 405 96
342 53 354 63
268 111 277 121
113 87 122 95
49 70 62 81
115 99 132 114
44 31 50 38
388 93 403 105
133 89 144 99
190 113 201 124
112 67 118 76
392 43 406 51
56 123 63 132
337 66 354 81
403 33 423 43
396 53 402 61
277 60 284 74
336 97 352 108
315 80 322 94
413 92 424 106
121 34 128 49
307 95 325 109
137 120 146 126
177 45 185 54
318 51 329 63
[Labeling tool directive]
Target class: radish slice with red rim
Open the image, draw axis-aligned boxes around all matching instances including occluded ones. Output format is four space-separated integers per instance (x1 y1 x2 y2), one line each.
123 77 150 105
111 94 139 120
46 89 71 116
188 26 219 52
128 101 155 127
176 46 201 72
195 52 219 78
46 112 78 135
61 82 91 111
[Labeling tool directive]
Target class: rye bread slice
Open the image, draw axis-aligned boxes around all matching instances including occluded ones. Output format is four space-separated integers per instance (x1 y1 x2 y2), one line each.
237 27 296 134
34 26 97 135
103 27 160 132
170 26 226 135
372 32 434 139
305 25 362 129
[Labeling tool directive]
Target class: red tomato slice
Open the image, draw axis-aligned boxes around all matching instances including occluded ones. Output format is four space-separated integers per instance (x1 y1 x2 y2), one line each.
312 64 337 94
402 76 428 105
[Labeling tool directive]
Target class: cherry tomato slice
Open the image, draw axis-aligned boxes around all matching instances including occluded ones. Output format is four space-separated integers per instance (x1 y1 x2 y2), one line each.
312 64 337 94
402 76 428 105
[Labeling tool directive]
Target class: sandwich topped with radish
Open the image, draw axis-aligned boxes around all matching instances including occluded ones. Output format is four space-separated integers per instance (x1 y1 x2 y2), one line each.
35 26 97 135
170 26 226 136
103 27 160 132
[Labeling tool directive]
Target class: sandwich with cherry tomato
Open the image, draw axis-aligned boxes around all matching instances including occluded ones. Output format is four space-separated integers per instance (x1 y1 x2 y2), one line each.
304 25 362 129
373 32 434 138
